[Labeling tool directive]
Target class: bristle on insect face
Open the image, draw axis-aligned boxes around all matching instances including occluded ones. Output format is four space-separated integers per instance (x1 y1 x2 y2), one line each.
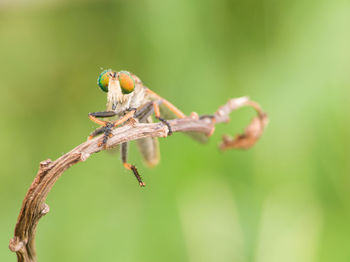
97 69 112 92
118 71 135 94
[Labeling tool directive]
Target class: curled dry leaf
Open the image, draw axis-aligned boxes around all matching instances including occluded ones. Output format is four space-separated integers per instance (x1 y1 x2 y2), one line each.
220 113 269 150
215 97 268 151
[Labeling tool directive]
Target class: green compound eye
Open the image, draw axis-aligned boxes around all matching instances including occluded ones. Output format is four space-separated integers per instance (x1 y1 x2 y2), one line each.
118 71 135 94
97 69 112 92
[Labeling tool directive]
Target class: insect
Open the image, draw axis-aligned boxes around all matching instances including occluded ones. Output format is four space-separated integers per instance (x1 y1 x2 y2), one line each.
88 69 193 187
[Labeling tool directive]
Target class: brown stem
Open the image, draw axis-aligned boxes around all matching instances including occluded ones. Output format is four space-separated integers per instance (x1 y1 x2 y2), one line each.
9 97 268 262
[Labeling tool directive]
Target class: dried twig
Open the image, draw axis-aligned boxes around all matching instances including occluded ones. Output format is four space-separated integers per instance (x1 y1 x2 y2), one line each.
9 96 268 262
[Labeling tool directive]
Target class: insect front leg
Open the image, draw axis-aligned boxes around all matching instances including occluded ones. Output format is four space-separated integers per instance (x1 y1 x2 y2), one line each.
88 110 136 148
121 142 145 187
89 111 118 118
88 111 118 125
88 111 117 143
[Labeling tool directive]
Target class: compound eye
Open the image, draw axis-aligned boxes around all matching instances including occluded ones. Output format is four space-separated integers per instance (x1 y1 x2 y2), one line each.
118 71 135 94
97 69 112 92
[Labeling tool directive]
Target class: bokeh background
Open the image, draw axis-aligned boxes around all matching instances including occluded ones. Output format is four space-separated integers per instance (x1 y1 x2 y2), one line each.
1 0 350 261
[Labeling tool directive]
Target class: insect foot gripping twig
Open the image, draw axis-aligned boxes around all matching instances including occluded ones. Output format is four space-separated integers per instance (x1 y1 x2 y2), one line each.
9 96 267 262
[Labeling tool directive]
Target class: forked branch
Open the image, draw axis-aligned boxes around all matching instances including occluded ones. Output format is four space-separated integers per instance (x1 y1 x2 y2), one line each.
9 96 268 262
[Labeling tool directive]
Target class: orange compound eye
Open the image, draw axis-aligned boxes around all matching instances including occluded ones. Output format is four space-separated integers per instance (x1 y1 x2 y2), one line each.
97 69 112 92
118 71 135 94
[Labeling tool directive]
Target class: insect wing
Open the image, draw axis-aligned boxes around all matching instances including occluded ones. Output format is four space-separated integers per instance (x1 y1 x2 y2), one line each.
136 112 160 167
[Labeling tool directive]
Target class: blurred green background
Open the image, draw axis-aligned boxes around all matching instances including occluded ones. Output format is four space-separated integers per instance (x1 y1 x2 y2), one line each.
1 0 350 261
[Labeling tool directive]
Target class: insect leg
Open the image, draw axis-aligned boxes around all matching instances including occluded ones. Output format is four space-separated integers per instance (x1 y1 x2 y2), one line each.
89 111 118 118
152 101 173 135
88 111 118 126
89 110 136 148
121 142 145 187
97 122 114 148
146 89 186 118
98 110 136 148
135 101 153 119
88 126 105 140
135 101 154 120
89 115 107 126
112 109 136 127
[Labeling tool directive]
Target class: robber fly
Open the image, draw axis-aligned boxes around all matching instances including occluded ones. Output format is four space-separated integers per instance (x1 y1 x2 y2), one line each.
88 69 197 187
